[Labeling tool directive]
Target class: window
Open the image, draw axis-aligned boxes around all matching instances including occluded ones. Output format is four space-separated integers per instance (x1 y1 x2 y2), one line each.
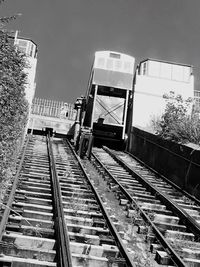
18 39 28 54
183 66 190 82
172 65 183 81
143 62 147 75
106 59 113 70
148 61 160 77
29 43 34 57
110 52 120 59
97 57 105 68
142 60 191 83
160 62 172 79
115 60 122 71
124 61 131 72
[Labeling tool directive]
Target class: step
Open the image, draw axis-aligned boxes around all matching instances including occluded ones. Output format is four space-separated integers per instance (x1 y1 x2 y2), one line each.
6 224 54 238
153 214 179 224
133 197 160 204
13 202 52 213
179 204 200 211
69 232 99 245
192 215 200 221
72 253 109 267
184 258 200 267
21 174 50 181
131 191 151 197
0 256 56 266
176 248 200 260
23 210 53 221
20 178 50 185
184 209 199 216
70 242 118 258
0 246 56 262
154 221 186 232
2 233 55 250
61 191 94 198
67 223 109 235
138 202 166 210
62 196 96 204
18 196 52 206
20 186 51 194
59 180 85 186
62 201 99 212
60 184 88 190
165 230 194 241
65 215 93 226
64 209 102 219
22 181 51 188
16 190 52 199
143 208 172 216
9 215 54 228
23 166 49 171
167 239 200 250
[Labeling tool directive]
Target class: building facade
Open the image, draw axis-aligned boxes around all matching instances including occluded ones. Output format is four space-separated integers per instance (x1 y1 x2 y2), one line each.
14 35 37 106
132 59 194 130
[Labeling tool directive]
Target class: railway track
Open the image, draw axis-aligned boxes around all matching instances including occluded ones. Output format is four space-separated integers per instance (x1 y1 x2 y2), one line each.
0 134 135 267
92 146 200 267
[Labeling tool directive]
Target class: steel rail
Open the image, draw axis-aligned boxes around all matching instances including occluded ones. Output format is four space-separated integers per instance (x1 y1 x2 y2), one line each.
92 149 187 267
46 133 72 267
65 139 135 267
125 151 200 207
0 135 30 240
104 146 200 240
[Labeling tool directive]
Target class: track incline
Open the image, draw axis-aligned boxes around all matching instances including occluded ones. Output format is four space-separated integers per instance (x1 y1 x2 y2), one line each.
92 147 200 267
0 134 135 267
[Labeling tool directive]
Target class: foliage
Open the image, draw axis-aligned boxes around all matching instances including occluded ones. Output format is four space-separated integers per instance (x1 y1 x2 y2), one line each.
153 91 200 144
0 3 29 184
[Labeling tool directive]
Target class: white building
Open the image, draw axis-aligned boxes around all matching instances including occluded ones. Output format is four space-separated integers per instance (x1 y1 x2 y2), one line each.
14 36 37 106
132 59 194 130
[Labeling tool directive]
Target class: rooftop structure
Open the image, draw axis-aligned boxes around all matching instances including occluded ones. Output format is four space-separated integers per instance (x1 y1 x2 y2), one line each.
132 58 194 130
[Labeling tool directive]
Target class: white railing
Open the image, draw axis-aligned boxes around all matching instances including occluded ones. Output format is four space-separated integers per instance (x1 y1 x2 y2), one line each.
31 98 76 120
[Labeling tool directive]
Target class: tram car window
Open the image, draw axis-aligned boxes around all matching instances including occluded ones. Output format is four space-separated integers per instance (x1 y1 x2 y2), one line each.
82 51 135 146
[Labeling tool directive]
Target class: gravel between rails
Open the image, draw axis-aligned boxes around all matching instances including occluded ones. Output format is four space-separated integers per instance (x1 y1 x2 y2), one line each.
81 158 162 267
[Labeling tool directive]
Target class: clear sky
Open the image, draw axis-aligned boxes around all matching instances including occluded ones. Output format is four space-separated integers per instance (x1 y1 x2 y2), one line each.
1 0 200 103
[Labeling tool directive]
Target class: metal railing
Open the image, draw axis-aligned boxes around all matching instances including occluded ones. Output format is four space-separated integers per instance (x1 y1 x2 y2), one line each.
31 98 76 120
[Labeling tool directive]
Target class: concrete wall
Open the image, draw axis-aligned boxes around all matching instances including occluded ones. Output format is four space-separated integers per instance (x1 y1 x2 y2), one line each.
127 127 200 199
28 115 75 136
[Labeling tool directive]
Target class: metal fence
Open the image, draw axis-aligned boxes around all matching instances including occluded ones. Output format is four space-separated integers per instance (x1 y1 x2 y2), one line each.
31 98 76 120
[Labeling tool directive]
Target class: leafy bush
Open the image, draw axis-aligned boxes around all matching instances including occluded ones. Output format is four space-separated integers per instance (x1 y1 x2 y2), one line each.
0 10 29 184
153 91 200 145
